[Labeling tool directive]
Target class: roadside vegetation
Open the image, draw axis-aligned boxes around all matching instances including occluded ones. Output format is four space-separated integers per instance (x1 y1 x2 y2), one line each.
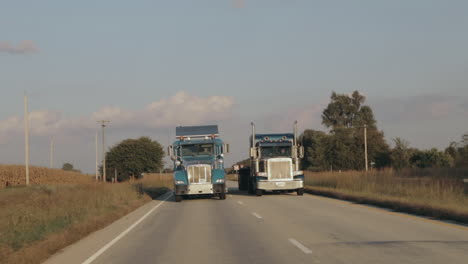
226 174 238 181
304 169 468 223
0 165 91 188
0 169 172 264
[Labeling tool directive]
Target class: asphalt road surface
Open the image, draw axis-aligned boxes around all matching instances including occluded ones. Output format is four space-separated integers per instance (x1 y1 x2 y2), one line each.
45 181 468 264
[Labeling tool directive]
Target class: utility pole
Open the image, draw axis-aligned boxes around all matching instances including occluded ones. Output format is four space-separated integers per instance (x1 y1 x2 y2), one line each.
50 138 54 168
24 93 30 185
98 120 110 182
364 125 368 172
95 132 99 181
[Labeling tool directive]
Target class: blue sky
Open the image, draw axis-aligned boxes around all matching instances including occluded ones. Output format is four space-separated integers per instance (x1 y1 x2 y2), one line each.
1 1 467 172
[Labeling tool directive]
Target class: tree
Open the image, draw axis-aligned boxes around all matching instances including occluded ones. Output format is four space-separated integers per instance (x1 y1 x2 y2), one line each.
410 148 453 168
390 138 411 170
300 130 329 171
319 91 390 170
105 137 164 181
62 163 74 171
322 91 376 129
322 128 356 170
445 132 468 168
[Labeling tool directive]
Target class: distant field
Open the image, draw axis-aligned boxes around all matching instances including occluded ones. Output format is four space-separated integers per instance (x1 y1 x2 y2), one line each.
226 174 238 181
304 169 468 223
0 165 92 188
0 169 172 264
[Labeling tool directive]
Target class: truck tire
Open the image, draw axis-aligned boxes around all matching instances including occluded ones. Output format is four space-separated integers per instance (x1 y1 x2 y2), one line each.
175 195 182 202
255 188 263 196
297 188 304 196
219 193 226 200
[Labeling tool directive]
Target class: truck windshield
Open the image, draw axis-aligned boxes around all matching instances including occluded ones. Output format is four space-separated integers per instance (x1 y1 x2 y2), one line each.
181 144 214 156
261 146 291 158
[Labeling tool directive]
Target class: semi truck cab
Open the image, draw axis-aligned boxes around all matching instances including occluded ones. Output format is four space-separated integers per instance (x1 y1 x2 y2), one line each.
239 122 305 196
168 125 229 202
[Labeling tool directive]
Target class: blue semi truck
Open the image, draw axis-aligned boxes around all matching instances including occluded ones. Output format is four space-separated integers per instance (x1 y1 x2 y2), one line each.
238 121 305 196
168 125 229 202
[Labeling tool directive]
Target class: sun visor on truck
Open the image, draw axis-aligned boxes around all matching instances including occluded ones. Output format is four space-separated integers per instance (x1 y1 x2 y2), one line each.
176 125 219 138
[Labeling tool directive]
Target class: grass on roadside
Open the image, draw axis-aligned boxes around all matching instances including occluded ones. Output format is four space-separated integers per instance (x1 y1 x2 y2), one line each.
0 174 172 264
304 169 468 223
0 165 92 188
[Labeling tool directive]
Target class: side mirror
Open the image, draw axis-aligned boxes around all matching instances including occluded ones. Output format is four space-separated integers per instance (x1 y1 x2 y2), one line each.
168 146 175 160
225 144 230 154
299 146 304 159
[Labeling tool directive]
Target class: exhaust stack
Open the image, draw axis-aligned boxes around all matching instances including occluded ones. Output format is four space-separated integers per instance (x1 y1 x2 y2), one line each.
293 121 299 171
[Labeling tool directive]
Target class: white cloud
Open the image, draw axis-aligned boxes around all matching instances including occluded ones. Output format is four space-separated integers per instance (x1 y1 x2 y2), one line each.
0 40 39 54
0 92 234 142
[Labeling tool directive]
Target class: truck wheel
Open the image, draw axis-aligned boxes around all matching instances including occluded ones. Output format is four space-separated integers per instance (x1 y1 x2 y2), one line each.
297 188 304 196
255 188 263 196
175 195 182 202
219 193 226 200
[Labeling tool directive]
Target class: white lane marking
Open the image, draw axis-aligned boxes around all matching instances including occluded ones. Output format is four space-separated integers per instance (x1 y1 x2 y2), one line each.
81 193 172 264
252 212 263 219
289 238 312 254
237 201 244 205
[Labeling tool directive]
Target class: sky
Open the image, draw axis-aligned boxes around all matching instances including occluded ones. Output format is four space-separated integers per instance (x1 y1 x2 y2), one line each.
1 0 467 173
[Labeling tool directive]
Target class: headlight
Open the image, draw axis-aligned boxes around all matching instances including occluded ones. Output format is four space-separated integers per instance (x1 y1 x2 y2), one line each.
175 160 181 166
215 179 225 183
218 158 224 163
175 180 185 185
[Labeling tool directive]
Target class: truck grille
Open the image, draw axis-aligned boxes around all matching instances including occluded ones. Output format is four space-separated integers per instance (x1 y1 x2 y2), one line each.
187 164 212 184
267 159 292 180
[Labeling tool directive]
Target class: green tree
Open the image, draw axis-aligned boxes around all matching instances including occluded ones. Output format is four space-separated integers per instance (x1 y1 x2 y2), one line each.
320 91 390 170
105 137 164 181
322 128 356 170
62 163 74 171
322 91 376 129
445 132 468 168
390 138 411 170
410 148 453 168
300 129 329 171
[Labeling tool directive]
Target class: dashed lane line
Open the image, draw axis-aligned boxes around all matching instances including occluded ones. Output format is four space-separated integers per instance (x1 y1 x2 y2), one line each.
252 212 263 219
289 238 313 254
81 192 172 264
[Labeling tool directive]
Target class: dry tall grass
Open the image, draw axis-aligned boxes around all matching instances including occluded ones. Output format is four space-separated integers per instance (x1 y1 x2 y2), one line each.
0 165 91 188
0 172 172 264
226 174 238 181
135 173 173 198
305 169 468 222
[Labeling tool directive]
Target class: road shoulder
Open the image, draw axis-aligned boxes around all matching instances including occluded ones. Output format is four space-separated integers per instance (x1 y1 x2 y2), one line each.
43 192 172 264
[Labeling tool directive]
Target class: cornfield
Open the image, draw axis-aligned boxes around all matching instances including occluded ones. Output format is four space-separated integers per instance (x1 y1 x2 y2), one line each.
0 165 92 188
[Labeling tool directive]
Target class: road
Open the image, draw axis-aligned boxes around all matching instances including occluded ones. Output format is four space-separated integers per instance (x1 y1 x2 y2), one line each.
46 181 468 264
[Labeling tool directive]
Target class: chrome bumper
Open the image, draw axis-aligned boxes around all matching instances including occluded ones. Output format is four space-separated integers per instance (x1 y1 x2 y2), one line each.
175 183 227 195
257 180 303 191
